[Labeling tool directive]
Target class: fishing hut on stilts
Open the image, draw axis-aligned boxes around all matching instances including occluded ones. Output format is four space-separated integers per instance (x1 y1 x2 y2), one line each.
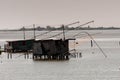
32 23 77 60
32 21 98 60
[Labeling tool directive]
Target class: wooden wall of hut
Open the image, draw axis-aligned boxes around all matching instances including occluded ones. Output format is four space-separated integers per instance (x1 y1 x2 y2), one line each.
5 39 34 53
33 39 69 60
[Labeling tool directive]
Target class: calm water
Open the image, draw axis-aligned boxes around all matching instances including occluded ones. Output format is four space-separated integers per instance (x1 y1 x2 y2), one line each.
0 30 120 80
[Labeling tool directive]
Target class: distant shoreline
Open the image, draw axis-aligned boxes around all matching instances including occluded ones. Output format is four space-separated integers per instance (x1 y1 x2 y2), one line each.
0 27 120 31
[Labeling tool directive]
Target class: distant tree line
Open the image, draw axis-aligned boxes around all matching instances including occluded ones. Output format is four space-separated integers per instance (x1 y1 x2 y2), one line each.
19 25 120 31
19 25 75 31
1 25 120 31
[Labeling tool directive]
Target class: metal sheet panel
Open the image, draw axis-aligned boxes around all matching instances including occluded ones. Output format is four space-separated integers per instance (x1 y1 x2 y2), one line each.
33 42 43 54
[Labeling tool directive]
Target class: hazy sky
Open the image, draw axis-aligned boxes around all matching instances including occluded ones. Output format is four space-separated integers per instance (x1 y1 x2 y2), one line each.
0 0 120 29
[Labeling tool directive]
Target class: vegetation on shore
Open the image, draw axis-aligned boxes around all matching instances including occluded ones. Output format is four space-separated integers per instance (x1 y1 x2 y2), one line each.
0 26 120 31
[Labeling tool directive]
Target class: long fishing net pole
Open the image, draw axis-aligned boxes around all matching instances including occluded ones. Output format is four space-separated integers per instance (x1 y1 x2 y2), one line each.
44 21 94 39
75 20 94 29
31 30 53 39
35 21 80 39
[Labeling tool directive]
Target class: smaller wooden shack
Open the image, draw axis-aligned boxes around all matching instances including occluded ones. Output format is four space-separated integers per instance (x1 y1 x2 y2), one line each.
33 39 72 60
5 39 34 53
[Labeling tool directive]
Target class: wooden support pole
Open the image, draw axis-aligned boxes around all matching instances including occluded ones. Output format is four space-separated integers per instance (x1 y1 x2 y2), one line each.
91 40 93 47
10 53 12 59
0 46 1 55
62 25 65 41
79 52 82 58
33 24 36 40
23 26 26 40
7 53 9 59
24 53 26 59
